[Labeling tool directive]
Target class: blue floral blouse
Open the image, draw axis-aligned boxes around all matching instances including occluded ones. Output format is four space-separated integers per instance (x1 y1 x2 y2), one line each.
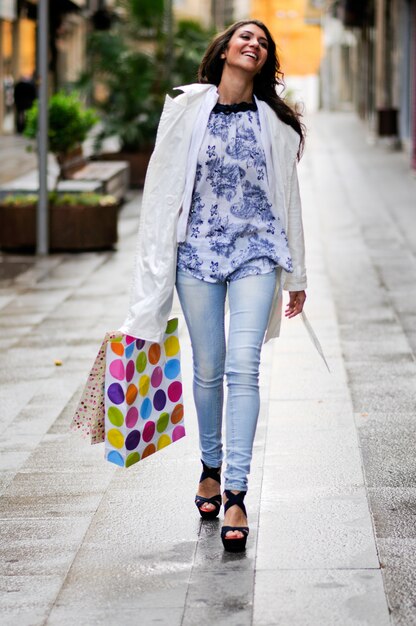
177 101 293 283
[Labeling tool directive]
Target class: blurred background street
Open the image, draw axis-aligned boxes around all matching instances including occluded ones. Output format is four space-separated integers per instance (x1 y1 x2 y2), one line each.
1 1 416 625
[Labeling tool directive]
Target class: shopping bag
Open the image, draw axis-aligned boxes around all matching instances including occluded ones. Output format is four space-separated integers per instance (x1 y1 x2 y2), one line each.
104 318 185 468
71 331 123 444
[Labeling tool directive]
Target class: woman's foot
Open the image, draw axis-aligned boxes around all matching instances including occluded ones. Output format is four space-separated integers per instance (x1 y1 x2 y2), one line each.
221 490 249 552
195 461 222 519
223 491 248 539
198 475 221 513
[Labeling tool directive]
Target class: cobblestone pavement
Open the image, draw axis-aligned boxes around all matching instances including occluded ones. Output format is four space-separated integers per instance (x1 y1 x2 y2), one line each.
0 112 415 625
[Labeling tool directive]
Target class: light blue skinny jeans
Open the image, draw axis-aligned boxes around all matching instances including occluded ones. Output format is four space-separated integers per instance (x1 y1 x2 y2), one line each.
176 269 277 491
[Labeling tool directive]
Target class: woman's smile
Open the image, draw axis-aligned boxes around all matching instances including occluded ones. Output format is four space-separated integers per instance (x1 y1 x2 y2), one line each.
223 25 269 74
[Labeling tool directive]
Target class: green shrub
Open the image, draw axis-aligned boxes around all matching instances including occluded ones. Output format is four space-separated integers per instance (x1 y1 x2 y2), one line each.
24 92 98 157
53 193 117 206
1 194 38 206
81 29 163 152
0 192 117 207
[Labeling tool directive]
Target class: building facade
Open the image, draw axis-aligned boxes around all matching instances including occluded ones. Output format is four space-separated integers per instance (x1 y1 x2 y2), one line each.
320 0 416 169
1 0 35 131
250 0 324 112
173 0 249 29
0 0 94 134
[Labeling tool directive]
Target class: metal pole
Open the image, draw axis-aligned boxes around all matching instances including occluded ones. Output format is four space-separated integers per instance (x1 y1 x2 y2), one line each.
37 0 49 255
164 0 174 78
412 1 416 169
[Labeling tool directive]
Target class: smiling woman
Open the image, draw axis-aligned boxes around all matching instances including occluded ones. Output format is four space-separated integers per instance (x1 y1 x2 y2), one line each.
120 19 307 554
221 25 269 71
198 20 305 156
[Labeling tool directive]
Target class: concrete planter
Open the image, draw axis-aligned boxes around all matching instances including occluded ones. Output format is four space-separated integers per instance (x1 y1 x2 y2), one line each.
0 199 119 252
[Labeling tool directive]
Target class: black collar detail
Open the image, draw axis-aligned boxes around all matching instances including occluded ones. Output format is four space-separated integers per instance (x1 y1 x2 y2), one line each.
212 101 257 115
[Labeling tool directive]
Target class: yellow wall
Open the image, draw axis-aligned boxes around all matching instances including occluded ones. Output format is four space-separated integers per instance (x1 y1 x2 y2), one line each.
250 0 323 76
1 20 13 63
173 0 213 29
19 18 36 77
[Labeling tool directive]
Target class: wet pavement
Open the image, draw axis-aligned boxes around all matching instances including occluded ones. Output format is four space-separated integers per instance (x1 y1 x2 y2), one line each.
0 112 415 625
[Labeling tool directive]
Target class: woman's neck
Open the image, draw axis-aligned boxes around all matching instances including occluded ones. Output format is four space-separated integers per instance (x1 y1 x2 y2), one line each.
217 69 254 105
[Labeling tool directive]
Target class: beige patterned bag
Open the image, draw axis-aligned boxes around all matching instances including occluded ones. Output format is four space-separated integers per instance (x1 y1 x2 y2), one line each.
71 331 123 444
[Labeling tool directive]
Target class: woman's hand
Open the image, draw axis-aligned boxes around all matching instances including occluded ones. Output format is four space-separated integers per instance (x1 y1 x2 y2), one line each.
285 290 306 319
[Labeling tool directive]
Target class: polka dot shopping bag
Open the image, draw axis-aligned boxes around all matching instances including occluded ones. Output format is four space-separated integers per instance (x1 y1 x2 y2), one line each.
104 318 185 468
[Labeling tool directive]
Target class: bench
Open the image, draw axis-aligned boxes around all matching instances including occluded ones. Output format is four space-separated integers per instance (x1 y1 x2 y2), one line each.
71 161 130 201
0 160 130 201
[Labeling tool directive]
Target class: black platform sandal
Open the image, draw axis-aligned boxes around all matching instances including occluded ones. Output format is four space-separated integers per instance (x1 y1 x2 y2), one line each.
195 460 222 520
221 490 249 553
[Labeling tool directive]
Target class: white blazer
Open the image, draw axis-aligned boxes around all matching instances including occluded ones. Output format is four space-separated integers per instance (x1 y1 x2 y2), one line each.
120 83 307 343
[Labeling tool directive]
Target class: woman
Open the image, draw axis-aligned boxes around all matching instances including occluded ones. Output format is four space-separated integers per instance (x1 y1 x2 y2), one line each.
120 20 307 552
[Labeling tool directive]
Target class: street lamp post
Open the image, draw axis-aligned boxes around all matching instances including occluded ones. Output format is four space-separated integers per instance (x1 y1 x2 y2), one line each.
37 0 49 255
164 0 174 78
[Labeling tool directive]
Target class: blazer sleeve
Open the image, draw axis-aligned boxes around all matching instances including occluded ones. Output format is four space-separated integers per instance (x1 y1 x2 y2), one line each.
282 158 307 291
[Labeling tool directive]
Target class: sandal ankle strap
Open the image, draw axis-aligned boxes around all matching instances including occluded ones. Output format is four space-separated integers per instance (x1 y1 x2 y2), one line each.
223 490 247 516
200 460 221 485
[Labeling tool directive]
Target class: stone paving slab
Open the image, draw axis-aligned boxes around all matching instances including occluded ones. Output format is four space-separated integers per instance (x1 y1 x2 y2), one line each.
48 607 185 626
0 517 92 576
183 570 254 626
1 574 65 626
367 488 416 539
256 497 378 570
356 412 416 489
378 539 416 626
253 570 390 626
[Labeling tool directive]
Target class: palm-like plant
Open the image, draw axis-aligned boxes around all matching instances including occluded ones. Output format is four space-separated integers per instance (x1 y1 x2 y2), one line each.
172 20 216 86
85 31 163 152
79 2 214 153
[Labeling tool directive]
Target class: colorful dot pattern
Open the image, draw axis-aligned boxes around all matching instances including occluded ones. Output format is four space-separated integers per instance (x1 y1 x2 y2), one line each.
104 318 185 468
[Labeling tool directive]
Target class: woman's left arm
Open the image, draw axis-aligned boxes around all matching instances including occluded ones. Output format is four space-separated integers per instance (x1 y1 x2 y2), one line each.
283 157 307 318
285 290 306 318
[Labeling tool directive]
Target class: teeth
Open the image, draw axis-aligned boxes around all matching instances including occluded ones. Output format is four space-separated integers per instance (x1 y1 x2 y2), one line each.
244 52 257 60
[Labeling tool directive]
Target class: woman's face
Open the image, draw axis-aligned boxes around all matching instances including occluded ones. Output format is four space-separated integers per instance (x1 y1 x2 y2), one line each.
222 24 269 76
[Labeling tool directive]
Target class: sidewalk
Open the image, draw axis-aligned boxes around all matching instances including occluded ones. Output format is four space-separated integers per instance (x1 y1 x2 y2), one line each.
0 111 414 625
0 135 36 186
309 112 416 626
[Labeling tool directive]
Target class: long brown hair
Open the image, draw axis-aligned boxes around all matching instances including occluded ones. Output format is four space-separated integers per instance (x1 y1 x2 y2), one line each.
198 19 305 159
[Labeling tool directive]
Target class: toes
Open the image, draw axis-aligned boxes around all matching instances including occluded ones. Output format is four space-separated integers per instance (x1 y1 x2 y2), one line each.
225 530 244 539
200 503 215 512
